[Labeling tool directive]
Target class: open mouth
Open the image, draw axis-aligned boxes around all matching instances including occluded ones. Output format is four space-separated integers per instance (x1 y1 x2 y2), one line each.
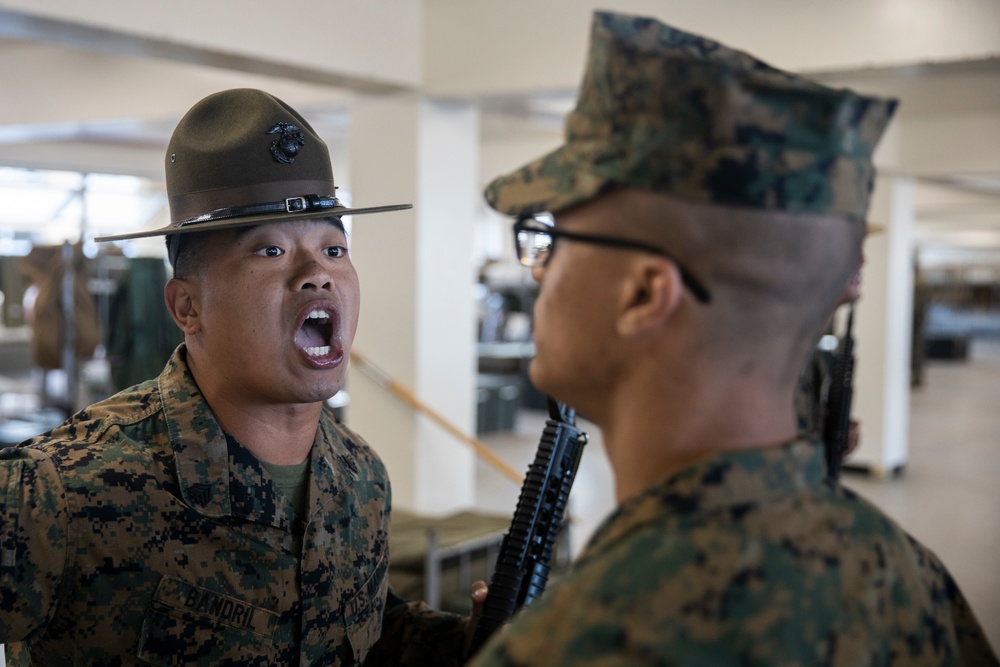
294 308 335 358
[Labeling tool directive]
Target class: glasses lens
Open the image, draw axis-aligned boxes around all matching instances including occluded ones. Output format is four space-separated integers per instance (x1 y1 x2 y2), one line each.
517 228 551 266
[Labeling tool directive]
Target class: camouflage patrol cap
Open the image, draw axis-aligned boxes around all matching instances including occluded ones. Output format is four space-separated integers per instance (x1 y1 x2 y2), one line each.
486 12 898 222
95 88 411 244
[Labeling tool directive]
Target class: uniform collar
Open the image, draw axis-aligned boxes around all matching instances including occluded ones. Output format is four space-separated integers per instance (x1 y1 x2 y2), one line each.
159 345 232 518
158 345 360 525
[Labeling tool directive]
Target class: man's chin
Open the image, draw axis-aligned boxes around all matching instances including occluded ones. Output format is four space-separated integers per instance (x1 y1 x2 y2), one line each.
529 362 599 424
308 383 346 406
281 373 345 407
528 361 564 404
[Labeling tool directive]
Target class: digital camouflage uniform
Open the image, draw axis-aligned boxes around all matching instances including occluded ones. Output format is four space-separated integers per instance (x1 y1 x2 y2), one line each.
477 9 999 667
470 441 997 666
0 345 466 665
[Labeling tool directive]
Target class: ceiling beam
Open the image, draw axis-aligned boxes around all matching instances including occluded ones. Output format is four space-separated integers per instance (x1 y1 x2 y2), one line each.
0 7 412 95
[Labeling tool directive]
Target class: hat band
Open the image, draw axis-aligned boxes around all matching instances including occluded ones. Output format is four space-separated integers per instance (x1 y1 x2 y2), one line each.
169 179 337 223
175 193 345 228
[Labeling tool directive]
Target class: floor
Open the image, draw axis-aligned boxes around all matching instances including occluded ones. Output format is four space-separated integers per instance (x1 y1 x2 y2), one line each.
473 337 1000 653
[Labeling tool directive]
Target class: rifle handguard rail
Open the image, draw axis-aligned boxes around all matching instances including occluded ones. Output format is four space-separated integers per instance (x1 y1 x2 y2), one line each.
469 399 588 655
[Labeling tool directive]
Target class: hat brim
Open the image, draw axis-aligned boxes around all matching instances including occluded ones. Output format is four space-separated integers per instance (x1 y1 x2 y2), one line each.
485 144 615 217
94 203 412 242
490 145 890 235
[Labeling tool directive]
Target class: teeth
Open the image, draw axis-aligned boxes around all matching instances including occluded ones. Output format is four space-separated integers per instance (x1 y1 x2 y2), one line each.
300 310 332 357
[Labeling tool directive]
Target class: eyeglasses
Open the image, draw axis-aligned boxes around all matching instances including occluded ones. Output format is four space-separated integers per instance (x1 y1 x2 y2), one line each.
513 214 712 304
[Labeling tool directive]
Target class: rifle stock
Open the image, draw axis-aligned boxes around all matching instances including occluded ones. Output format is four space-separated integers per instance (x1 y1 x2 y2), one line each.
468 398 588 655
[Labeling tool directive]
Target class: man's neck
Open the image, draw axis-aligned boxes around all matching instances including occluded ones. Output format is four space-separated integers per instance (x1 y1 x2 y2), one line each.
189 380 322 466
209 397 322 465
182 347 324 465
600 373 798 504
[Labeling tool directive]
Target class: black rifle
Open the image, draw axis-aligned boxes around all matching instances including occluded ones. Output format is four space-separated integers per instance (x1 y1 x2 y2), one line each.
468 398 588 655
823 303 856 480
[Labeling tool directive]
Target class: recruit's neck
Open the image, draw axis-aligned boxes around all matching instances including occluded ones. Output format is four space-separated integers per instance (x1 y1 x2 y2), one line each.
599 363 799 505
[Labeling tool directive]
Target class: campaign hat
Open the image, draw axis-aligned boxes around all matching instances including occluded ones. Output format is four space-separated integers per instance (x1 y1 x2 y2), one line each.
96 88 409 243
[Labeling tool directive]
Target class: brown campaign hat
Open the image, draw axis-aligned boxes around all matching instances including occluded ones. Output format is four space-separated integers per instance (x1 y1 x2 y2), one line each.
96 88 410 242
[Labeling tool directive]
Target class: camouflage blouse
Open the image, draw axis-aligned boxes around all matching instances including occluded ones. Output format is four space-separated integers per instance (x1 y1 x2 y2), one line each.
470 441 997 666
0 345 465 665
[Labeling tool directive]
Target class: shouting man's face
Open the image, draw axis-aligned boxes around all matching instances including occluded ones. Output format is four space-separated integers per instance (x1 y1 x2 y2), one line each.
172 219 360 408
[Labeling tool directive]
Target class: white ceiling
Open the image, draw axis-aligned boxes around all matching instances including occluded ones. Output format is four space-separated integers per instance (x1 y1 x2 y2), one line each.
0 5 998 274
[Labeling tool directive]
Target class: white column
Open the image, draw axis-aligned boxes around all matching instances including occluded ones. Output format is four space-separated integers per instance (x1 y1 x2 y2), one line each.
346 93 479 515
852 161 917 476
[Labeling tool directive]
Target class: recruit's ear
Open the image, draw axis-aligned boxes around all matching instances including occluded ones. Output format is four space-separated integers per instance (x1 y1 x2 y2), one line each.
616 256 684 338
164 278 202 335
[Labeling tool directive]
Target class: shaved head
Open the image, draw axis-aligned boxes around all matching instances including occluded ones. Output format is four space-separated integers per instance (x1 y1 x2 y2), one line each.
610 189 864 383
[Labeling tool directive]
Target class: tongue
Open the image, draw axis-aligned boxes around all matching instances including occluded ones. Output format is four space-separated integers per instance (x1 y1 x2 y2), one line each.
295 320 327 348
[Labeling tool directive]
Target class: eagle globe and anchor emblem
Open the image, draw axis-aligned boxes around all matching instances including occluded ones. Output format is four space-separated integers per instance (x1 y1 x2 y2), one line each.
267 122 306 164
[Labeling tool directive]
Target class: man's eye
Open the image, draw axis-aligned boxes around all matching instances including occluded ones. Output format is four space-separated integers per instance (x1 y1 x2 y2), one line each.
324 246 347 258
257 246 283 257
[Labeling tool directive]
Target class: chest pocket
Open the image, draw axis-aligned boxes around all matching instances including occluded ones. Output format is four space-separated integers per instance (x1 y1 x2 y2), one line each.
137 576 278 666
341 554 389 665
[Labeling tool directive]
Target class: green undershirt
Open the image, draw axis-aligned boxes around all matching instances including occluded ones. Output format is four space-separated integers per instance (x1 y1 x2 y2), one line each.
259 457 311 525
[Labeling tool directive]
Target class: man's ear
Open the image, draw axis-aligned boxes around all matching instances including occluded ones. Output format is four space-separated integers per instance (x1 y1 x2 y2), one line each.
616 256 683 338
164 278 201 335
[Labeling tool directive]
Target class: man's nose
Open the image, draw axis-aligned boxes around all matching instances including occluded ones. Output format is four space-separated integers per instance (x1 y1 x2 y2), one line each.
294 253 334 291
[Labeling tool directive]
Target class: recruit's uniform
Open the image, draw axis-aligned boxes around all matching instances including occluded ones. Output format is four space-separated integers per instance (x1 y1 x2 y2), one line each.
0 345 465 665
471 441 998 666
